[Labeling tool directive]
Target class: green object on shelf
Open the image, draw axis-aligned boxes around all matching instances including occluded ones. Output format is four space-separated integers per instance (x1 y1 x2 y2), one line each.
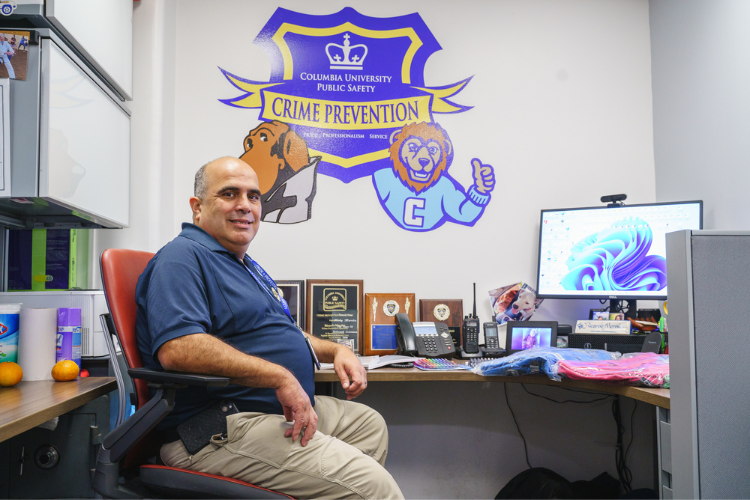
7 229 89 291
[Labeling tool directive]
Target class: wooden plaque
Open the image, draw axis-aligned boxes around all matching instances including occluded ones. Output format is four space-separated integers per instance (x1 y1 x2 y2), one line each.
306 280 364 354
419 299 464 349
364 293 416 356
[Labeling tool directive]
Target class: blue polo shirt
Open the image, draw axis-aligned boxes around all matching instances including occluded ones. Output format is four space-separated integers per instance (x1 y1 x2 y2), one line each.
135 223 315 430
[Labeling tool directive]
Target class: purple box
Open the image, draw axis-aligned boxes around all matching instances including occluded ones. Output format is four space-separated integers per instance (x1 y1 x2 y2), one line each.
57 308 82 368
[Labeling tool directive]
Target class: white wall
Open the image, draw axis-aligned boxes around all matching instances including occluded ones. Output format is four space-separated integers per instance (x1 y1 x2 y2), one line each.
91 0 177 281
166 0 655 326
651 0 750 231
94 1 659 497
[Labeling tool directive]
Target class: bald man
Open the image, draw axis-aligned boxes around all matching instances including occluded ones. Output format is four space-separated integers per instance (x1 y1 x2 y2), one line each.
135 157 403 499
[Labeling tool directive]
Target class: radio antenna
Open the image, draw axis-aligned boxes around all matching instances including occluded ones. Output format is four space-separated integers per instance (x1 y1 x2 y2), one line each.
472 282 477 319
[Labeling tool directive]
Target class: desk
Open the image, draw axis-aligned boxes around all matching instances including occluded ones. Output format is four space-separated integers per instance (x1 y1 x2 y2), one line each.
315 369 669 408
0 377 117 443
315 369 668 498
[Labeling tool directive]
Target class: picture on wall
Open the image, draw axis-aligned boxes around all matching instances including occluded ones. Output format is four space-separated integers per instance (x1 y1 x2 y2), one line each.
276 280 305 330
218 8 496 232
0 31 30 81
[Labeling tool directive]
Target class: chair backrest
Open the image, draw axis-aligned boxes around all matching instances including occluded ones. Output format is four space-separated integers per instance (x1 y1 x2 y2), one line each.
100 248 155 409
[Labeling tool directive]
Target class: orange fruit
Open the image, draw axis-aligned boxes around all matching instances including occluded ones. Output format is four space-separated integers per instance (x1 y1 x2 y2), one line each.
51 360 80 382
0 361 23 387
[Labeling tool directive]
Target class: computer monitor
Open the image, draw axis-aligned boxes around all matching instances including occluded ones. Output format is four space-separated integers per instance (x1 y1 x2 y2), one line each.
536 200 703 309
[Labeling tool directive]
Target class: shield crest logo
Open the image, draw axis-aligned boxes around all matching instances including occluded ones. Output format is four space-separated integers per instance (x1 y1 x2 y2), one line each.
220 7 472 183
433 304 450 322
383 300 400 316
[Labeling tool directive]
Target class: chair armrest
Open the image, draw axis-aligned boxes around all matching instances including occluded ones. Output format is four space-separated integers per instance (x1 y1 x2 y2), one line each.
127 368 230 387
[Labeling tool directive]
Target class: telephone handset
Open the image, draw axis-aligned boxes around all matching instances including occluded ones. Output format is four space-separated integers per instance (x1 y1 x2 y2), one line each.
395 313 456 358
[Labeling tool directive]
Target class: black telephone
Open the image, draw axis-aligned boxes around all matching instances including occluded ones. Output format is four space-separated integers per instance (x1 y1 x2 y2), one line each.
482 322 506 357
395 313 455 358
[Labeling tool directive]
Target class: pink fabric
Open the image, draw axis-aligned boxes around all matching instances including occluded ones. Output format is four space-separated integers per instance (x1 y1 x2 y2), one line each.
557 352 669 387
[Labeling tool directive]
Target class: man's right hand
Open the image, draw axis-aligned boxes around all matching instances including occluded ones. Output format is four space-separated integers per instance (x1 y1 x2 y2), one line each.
276 374 318 447
158 334 319 445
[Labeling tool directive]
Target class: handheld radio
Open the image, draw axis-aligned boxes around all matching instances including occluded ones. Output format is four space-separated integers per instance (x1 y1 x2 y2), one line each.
460 283 482 357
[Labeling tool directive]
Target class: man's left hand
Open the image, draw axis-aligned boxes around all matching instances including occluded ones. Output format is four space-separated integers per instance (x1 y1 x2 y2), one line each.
333 347 367 399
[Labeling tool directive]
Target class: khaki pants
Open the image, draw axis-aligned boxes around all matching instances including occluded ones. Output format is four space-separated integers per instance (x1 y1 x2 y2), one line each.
160 396 404 500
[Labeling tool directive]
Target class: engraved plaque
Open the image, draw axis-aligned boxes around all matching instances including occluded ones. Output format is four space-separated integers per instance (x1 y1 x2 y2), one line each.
364 293 416 356
419 299 463 349
306 280 363 353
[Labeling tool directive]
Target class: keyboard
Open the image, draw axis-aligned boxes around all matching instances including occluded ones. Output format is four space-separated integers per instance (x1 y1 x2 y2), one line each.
414 358 470 370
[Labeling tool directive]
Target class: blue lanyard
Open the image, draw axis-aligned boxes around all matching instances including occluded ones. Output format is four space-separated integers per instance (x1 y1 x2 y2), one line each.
238 256 320 370
239 256 292 320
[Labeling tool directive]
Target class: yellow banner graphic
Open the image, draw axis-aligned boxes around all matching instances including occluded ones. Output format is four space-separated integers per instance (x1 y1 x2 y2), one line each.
260 92 432 130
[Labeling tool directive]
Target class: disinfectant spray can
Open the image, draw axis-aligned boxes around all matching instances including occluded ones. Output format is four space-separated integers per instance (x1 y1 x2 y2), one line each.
57 308 82 368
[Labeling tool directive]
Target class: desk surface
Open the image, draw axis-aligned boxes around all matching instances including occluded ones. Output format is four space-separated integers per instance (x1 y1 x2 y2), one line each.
0 377 117 442
314 369 670 409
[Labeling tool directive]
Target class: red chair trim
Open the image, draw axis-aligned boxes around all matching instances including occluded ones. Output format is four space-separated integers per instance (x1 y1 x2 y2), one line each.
140 465 296 499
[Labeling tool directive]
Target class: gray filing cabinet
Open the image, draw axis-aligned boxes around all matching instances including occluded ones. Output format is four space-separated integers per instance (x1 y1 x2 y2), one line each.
665 230 750 499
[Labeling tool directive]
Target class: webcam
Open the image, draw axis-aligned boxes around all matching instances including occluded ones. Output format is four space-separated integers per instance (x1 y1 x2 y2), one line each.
601 194 627 206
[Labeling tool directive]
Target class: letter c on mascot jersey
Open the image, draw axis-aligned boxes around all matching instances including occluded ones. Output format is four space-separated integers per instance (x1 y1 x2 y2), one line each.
372 122 495 231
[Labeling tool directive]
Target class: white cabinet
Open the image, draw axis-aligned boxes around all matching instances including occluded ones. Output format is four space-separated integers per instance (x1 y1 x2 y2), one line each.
40 39 130 227
0 31 130 229
45 0 133 99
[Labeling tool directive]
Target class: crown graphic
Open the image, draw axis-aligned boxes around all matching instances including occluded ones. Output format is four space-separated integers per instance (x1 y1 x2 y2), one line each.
326 33 367 71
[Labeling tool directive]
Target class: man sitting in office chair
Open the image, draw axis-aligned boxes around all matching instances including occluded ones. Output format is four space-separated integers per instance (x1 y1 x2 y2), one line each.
135 157 403 499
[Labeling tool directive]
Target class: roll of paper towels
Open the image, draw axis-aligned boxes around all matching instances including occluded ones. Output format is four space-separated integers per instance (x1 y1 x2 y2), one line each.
18 308 58 381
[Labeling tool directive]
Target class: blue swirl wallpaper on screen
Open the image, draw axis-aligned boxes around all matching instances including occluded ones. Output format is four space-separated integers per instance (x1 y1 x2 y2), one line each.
561 218 667 292
536 202 702 298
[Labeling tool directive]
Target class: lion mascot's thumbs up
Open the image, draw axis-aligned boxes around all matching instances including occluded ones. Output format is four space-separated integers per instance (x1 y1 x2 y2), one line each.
471 158 495 194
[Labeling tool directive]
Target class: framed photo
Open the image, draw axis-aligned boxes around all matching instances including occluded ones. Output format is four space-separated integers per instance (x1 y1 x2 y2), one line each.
503 321 558 354
276 280 305 330
306 279 364 354
0 30 31 81
590 309 609 320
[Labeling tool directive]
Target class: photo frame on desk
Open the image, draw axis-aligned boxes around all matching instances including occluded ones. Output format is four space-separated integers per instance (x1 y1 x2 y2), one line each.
364 293 416 356
276 280 305 330
306 279 363 354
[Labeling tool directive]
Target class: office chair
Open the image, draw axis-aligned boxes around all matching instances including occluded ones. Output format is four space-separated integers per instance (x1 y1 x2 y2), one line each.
93 248 293 499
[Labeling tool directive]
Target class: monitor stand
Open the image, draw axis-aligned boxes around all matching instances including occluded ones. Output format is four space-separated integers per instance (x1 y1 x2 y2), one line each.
610 299 637 320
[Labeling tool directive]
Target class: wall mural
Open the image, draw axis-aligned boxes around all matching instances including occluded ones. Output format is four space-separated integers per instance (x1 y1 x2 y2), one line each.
221 7 495 230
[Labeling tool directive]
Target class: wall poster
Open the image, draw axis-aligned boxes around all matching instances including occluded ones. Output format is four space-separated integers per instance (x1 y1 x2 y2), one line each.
221 8 495 231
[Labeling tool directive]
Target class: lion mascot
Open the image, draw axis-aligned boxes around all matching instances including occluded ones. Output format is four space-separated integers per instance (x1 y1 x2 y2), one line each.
372 122 495 231
239 120 321 224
